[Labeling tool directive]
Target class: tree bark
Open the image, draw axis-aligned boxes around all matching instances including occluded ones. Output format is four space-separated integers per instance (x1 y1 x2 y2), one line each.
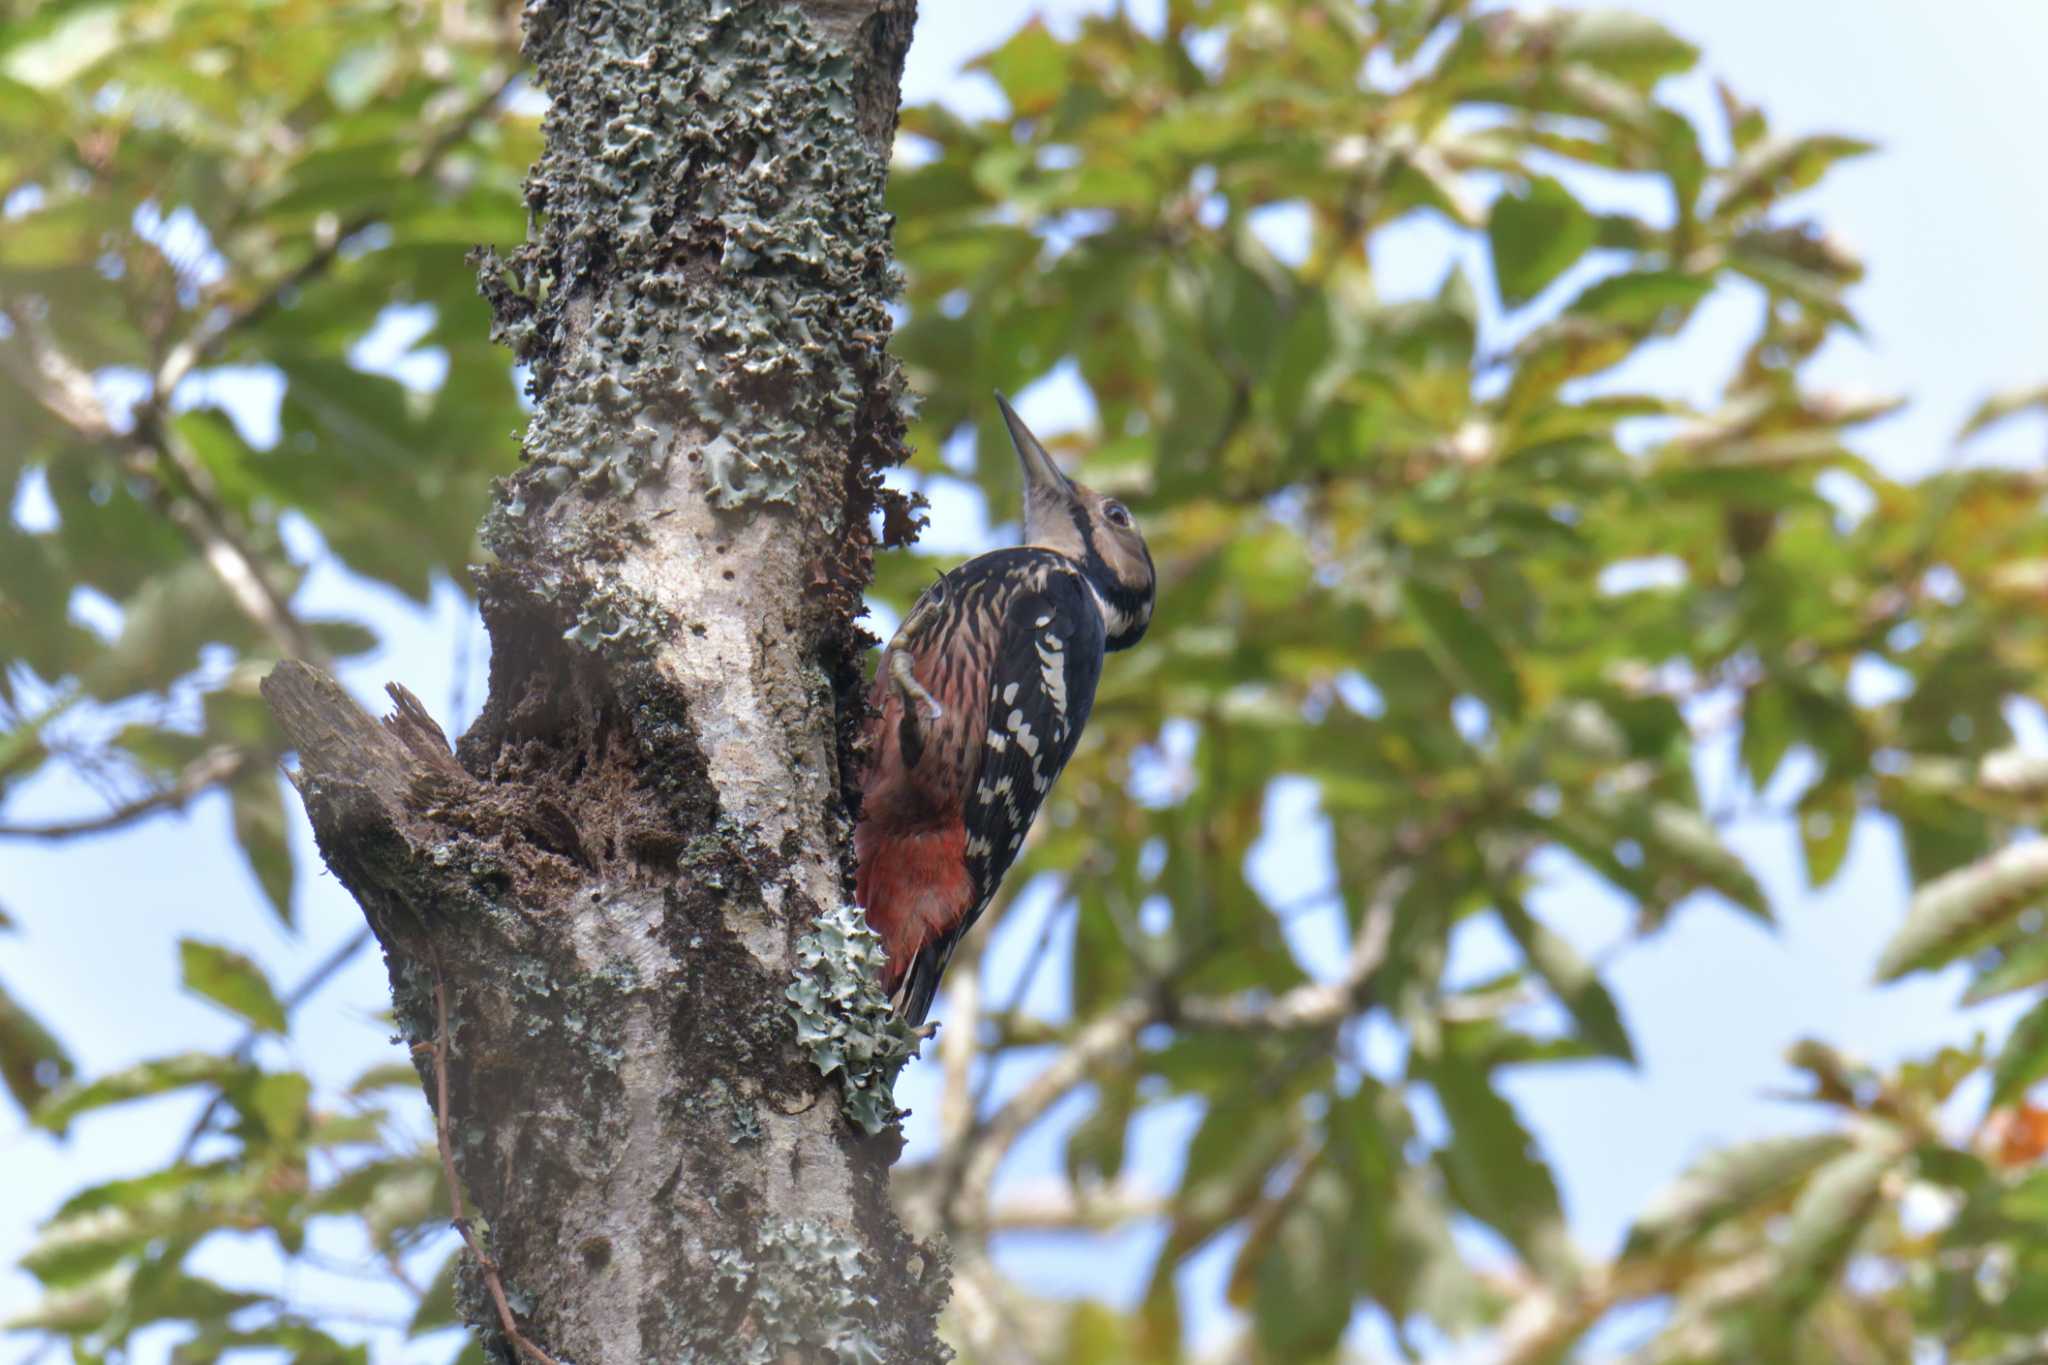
262 0 944 1360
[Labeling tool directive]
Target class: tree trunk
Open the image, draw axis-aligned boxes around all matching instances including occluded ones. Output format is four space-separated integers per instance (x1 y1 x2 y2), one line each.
262 1 945 1360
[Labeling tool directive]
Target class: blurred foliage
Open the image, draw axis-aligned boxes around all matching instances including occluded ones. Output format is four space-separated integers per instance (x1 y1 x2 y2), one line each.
0 0 522 1357
4 0 2048 1361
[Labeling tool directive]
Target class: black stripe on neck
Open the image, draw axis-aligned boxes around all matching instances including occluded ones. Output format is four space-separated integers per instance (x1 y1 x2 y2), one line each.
1064 502 1153 647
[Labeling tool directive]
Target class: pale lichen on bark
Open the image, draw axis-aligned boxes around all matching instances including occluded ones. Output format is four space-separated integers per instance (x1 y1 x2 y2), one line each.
788 903 921 1135
268 0 944 1360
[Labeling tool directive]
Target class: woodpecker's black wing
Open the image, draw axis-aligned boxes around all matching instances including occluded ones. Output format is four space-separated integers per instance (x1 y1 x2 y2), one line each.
894 550 1108 1025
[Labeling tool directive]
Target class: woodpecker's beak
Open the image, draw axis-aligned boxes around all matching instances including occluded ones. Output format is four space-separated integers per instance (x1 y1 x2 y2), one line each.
995 392 1073 499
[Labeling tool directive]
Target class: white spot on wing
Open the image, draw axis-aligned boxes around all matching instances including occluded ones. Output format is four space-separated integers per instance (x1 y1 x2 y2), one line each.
1037 637 1068 723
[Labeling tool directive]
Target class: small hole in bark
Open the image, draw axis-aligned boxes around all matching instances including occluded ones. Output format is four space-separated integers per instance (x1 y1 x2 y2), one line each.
722 570 734 580
691 623 707 637
579 1237 612 1272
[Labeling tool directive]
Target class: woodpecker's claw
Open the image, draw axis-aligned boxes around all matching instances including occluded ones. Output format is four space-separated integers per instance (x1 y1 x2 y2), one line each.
889 650 943 722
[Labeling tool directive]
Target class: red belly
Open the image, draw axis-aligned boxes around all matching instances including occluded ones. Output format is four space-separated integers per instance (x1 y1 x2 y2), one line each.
855 822 973 989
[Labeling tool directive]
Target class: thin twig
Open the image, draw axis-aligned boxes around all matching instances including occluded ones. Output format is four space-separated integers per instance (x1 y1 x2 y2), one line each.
937 925 984 1149
0 746 250 841
979 1178 1170 1231
0 297 112 435
968 897 1070 1118
424 958 559 1365
0 294 318 662
132 415 322 661
942 995 1152 1234
939 868 1412 1235
1175 868 1408 1032
0 299 110 434
1485 1253 1694 1365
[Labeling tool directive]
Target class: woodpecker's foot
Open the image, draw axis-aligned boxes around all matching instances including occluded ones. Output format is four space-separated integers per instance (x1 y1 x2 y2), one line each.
889 649 944 721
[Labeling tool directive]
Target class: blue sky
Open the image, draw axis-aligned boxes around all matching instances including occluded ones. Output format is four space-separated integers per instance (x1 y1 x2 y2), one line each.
6 1 2048 1359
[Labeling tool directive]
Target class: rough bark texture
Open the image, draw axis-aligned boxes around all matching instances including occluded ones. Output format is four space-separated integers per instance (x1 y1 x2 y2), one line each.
262 0 945 1360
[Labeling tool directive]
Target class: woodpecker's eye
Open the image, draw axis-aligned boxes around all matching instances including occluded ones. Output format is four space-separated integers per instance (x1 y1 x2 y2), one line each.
1103 501 1131 528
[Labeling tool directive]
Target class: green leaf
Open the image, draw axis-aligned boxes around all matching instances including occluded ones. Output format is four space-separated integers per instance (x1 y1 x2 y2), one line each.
0 977 75 1112
326 41 399 113
1496 896 1634 1062
1717 134 1877 221
346 1061 425 1096
1555 11 1701 88
0 3 126 91
178 939 288 1034
1569 269 1713 329
1960 382 2048 441
1797 780 1856 890
409 1246 463 1336
78 559 257 702
2 1267 131 1333
229 771 296 927
1489 177 1599 308
1993 997 2048 1107
34 1053 247 1136
1244 1160 1356 1357
1428 1053 1571 1278
1065 1069 1135 1185
1965 938 2048 1006
1623 1133 1850 1258
172 1322 367 1365
231 1070 312 1144
971 20 1069 118
1645 802 1772 922
1402 579 1524 723
1876 840 2048 982
127 1266 268 1331
1740 683 1795 793
1767 1138 1898 1317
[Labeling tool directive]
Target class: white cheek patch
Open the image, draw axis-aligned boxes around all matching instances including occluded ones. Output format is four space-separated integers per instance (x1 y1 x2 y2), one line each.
1082 578 1137 639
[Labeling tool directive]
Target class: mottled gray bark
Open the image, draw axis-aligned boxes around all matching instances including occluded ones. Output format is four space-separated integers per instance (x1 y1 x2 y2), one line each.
263 0 945 1360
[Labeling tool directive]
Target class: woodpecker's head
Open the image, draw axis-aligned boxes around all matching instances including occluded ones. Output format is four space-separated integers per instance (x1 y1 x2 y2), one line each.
997 392 1155 651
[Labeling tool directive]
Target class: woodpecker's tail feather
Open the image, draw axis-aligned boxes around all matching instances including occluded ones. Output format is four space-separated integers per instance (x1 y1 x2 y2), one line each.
892 934 959 1029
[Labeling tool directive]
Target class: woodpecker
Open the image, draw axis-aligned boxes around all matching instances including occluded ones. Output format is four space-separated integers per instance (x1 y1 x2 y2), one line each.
855 395 1156 1026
